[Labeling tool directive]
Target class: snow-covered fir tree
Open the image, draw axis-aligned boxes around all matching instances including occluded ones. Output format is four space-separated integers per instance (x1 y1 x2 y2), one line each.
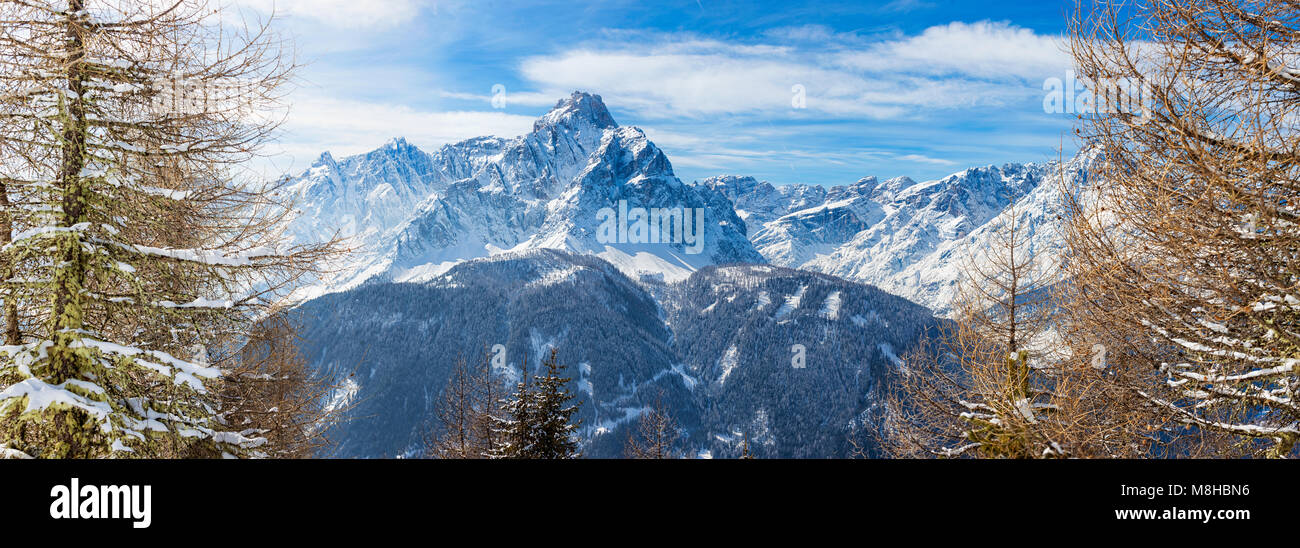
486 349 581 459
489 353 533 459
529 349 582 459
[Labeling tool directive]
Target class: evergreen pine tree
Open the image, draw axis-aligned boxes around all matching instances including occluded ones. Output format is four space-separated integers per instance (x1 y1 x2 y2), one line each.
529 348 582 459
488 353 533 459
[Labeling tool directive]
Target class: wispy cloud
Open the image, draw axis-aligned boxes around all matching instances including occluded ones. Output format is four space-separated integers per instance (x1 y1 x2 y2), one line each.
258 93 536 175
832 21 1067 79
895 153 956 166
232 0 437 29
249 6 1079 186
437 89 563 108
881 0 937 13
510 22 1069 121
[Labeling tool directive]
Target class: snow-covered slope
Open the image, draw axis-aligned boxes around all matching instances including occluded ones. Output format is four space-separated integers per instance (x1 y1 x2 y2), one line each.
699 152 1095 314
883 152 1097 312
283 92 762 296
295 251 943 458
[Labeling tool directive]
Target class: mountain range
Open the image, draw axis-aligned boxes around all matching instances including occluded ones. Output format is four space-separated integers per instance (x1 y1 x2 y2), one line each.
283 92 1092 457
282 91 1090 314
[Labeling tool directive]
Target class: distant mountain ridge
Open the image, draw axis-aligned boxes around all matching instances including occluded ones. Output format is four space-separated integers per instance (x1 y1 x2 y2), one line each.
696 153 1094 314
283 91 1091 314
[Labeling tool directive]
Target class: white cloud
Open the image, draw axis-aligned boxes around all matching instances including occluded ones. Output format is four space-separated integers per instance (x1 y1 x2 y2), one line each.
514 22 1069 121
835 21 1068 80
231 0 435 29
437 89 564 108
895 153 956 166
521 48 867 117
258 93 535 174
881 0 936 13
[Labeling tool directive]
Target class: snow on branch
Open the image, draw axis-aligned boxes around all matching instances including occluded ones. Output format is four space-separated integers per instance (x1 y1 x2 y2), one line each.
131 244 281 267
0 377 112 421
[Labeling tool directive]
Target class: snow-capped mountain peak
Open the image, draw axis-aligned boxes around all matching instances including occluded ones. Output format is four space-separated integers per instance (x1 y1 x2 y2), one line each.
284 92 763 297
534 91 619 134
706 154 1096 314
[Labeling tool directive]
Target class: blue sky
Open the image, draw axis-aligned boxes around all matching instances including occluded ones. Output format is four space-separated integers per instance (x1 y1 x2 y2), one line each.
236 0 1084 186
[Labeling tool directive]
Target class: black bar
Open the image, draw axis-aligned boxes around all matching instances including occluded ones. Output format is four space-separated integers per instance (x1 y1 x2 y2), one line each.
2 459 1283 537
